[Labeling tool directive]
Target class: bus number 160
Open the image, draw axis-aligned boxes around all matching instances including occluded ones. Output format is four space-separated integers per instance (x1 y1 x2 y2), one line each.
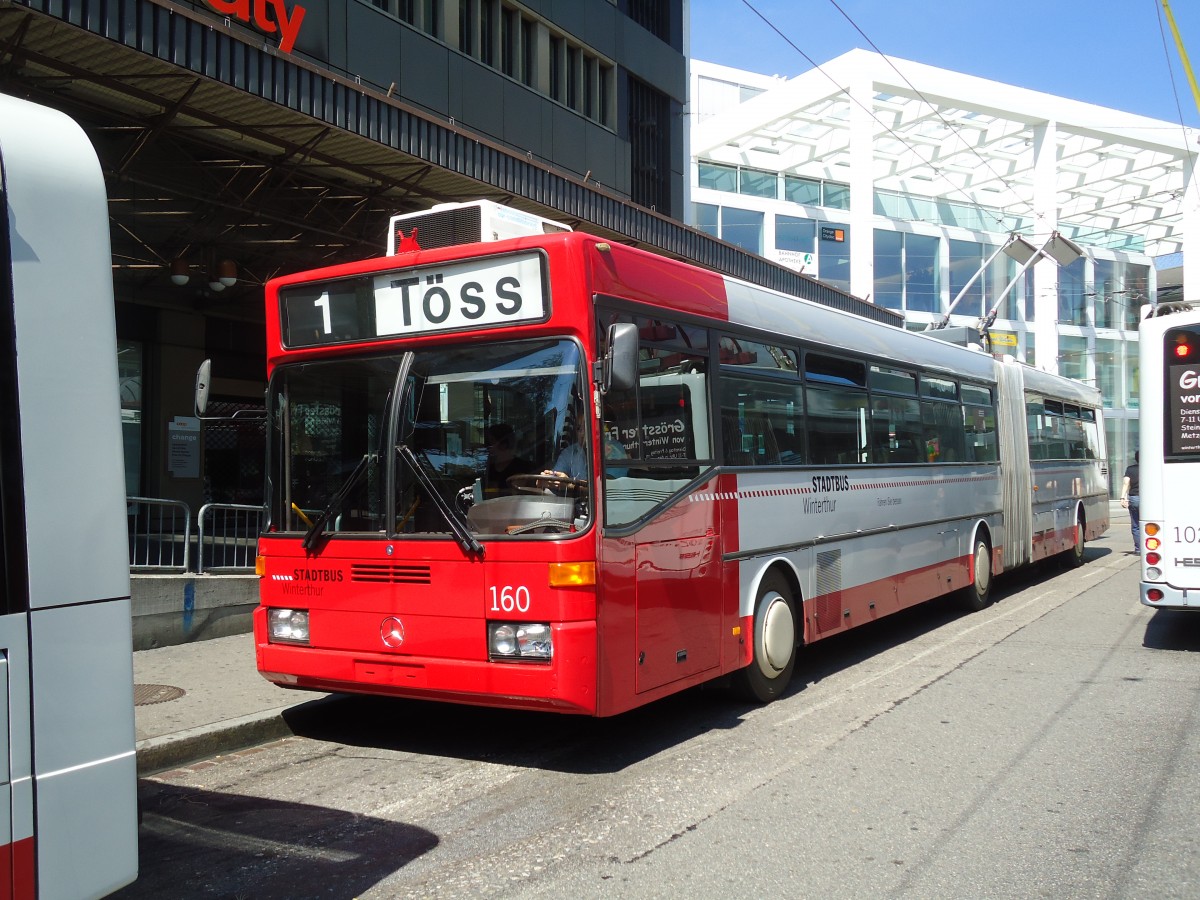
490 585 531 613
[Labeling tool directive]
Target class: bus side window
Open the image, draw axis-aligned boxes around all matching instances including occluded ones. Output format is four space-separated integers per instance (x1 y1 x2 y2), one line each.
804 352 867 465
719 375 801 466
806 385 868 464
921 399 967 464
1080 408 1103 460
961 384 996 463
1026 396 1047 459
870 395 921 463
600 311 714 528
721 412 753 465
964 403 998 462
1062 404 1088 459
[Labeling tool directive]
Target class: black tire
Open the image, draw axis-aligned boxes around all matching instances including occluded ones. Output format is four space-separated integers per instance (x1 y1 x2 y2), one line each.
956 533 993 611
1061 509 1085 569
733 570 798 703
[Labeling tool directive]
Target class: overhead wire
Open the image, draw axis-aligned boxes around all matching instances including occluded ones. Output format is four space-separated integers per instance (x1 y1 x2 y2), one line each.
735 0 1194 261
1154 0 1200 213
736 0 1036 231
822 0 1038 220
1159 0 1200 119
1073 1 1198 252
730 3 1010 230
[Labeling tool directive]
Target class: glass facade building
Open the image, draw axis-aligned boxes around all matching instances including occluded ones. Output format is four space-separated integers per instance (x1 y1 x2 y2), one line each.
688 54 1198 494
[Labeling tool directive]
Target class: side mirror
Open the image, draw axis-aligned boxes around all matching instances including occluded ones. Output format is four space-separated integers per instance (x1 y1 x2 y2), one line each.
192 358 266 422
194 359 212 417
603 323 638 393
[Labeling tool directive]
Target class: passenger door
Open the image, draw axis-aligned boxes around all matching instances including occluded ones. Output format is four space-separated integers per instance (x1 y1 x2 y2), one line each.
597 311 726 701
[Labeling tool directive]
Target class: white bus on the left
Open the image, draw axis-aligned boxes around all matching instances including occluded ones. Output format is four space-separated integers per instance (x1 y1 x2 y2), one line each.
0 93 138 898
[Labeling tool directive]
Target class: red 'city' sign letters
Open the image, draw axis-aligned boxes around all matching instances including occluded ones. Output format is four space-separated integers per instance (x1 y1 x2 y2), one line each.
203 0 306 55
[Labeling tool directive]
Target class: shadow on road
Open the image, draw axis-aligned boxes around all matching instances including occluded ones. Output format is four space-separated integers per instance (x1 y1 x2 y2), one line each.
282 686 749 776
1143 608 1200 652
793 545 1108 689
112 782 437 900
280 546 1110 775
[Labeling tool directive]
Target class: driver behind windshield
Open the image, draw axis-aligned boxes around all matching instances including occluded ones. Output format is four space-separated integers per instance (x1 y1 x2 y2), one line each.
484 423 535 496
543 406 631 483
544 410 588 481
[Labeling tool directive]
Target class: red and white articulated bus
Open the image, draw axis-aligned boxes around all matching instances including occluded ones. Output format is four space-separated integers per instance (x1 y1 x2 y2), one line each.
1139 302 1200 608
0 95 138 896
248 201 1109 716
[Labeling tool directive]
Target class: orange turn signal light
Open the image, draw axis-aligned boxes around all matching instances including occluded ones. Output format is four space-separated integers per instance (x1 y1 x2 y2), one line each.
549 561 596 587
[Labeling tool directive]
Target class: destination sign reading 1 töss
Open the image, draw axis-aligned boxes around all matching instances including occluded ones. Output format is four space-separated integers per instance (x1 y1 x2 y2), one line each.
280 252 548 347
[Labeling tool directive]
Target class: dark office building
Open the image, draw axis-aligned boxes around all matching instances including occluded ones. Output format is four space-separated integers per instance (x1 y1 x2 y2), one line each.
0 0 884 516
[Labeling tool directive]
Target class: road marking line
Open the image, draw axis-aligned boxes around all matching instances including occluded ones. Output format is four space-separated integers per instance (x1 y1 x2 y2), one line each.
776 589 1056 727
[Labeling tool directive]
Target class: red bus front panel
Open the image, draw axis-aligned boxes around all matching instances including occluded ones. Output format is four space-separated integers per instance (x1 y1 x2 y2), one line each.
256 538 602 713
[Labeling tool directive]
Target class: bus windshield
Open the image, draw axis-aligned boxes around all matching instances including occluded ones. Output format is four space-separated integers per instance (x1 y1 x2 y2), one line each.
268 338 592 539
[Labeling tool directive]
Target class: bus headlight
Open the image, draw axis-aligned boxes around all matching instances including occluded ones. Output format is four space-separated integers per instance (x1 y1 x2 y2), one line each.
488 622 553 661
268 608 310 645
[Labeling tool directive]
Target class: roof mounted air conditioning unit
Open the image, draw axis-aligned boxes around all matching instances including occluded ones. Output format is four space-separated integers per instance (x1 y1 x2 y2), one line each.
388 200 571 254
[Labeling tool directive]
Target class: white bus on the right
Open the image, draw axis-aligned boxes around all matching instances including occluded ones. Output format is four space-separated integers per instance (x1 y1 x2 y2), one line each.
1139 303 1200 608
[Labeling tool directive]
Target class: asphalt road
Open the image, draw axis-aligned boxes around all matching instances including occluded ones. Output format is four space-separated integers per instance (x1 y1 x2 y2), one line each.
115 528 1200 899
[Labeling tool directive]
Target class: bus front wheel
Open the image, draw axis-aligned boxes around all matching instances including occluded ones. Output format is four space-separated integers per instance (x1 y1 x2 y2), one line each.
734 570 797 703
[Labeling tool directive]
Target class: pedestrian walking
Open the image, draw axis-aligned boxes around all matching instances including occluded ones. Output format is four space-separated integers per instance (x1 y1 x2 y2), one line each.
1121 451 1140 554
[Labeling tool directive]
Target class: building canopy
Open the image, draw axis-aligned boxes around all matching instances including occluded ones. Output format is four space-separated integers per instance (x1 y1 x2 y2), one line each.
694 50 1197 261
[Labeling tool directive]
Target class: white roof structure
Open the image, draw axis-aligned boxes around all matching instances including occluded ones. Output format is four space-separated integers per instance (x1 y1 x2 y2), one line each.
692 50 1200 272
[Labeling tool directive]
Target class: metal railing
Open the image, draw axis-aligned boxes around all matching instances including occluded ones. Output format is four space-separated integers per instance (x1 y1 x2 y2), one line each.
127 497 264 574
197 503 263 574
127 497 191 573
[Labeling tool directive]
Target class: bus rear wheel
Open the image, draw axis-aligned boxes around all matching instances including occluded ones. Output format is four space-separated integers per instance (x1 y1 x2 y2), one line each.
956 534 993 612
733 570 797 703
1061 509 1086 569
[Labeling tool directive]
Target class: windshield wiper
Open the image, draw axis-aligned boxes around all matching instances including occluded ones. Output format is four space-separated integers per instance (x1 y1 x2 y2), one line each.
396 444 484 557
302 452 376 551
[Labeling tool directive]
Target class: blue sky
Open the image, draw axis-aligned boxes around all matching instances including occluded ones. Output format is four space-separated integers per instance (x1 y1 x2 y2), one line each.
689 0 1200 127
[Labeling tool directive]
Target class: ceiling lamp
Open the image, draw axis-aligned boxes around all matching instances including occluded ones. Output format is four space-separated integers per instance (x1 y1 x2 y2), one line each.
216 259 238 287
169 258 190 286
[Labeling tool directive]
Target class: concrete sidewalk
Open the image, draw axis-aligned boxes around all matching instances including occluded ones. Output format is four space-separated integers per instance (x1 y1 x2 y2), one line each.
132 632 329 775
131 501 1133 775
